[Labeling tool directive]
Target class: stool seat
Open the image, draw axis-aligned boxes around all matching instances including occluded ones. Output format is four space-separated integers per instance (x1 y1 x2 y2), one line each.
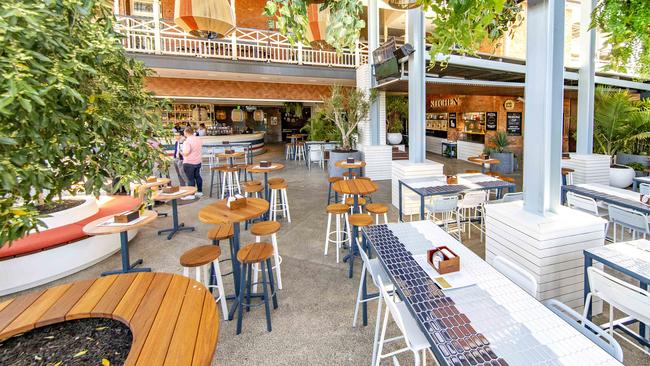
561 168 575 174
251 221 281 236
464 169 481 174
244 180 262 186
237 242 274 264
356 177 371 181
501 176 515 183
180 245 221 267
327 203 349 214
486 171 502 178
268 177 285 185
208 224 234 241
244 184 263 193
349 214 373 227
270 181 288 190
221 166 239 173
345 197 367 206
366 203 388 214
328 176 343 183
343 172 358 178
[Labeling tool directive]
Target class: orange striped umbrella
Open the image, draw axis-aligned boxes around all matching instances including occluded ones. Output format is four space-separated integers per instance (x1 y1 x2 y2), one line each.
174 0 235 38
306 3 331 50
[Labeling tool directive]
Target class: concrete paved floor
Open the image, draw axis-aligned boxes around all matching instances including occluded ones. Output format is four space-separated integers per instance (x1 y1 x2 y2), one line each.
3 144 648 365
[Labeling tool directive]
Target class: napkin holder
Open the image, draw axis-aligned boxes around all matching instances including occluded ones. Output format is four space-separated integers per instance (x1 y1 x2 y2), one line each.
427 246 460 274
346 157 355 164
227 195 248 210
114 210 140 223
222 141 230 145
446 175 458 184
641 194 649 205
162 186 179 194
146 177 157 183
225 149 235 154
260 161 271 168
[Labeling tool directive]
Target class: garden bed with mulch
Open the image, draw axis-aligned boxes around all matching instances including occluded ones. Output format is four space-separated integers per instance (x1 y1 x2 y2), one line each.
36 199 85 215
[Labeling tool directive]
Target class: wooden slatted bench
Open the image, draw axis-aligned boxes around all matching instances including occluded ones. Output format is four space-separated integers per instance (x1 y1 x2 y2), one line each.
0 273 219 365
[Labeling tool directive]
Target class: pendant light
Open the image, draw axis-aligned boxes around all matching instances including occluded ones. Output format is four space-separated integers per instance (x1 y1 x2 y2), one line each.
174 0 235 38
306 3 332 50
386 0 420 10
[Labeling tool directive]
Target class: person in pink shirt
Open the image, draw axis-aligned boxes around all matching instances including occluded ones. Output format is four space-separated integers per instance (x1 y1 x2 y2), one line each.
182 127 204 199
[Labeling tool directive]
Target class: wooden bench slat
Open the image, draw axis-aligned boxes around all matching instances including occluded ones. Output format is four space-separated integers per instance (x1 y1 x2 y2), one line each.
0 299 14 314
191 291 219 366
92 273 138 318
135 275 190 366
67 275 118 321
123 273 174 366
36 278 96 328
112 272 156 324
0 290 45 336
163 282 207 366
1 285 72 339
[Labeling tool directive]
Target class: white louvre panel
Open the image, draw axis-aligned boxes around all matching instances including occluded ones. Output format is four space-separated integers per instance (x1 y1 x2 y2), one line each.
457 140 485 162
425 136 444 154
562 153 610 185
359 145 392 180
391 160 444 217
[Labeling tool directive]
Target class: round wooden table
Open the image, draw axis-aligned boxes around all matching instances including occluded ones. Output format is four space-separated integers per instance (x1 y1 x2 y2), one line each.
247 163 285 200
468 156 500 173
218 151 245 166
335 160 366 178
198 197 269 313
140 177 171 190
287 134 307 160
153 186 197 240
83 210 157 275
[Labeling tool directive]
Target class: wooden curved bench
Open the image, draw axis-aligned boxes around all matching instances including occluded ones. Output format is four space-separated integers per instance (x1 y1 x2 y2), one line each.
0 273 219 366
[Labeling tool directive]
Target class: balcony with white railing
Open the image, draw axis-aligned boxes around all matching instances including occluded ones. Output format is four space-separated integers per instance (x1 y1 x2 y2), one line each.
115 16 368 69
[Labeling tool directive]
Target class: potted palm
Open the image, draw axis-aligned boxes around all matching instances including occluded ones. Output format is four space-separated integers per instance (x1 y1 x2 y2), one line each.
386 96 407 145
300 109 340 163
321 85 376 176
488 131 515 174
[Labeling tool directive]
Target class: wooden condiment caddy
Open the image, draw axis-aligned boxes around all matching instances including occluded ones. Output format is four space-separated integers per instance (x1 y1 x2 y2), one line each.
225 149 235 154
227 195 248 210
162 186 180 194
146 177 157 183
114 210 140 223
427 246 460 274
346 157 355 164
446 175 458 184
260 161 271 168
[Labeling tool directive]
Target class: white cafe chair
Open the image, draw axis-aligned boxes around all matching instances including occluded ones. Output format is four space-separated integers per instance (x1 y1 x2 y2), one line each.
307 144 324 170
566 192 610 237
500 192 523 202
608 204 649 242
457 190 488 241
425 195 460 240
640 183 650 196
352 236 393 328
583 266 650 357
492 255 538 297
374 275 433 366
545 299 623 362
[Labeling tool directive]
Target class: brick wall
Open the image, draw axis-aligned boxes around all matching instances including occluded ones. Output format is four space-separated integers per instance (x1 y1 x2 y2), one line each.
145 77 332 101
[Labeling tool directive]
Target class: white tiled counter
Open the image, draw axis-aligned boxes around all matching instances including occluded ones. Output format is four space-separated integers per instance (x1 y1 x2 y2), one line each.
391 160 444 218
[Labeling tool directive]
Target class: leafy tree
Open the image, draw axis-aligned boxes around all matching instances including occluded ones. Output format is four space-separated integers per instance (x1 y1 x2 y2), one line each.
0 0 167 245
321 85 376 151
386 95 408 134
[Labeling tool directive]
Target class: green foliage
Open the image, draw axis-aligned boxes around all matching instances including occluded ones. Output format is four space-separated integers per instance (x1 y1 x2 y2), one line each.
489 131 511 153
283 102 303 117
626 162 646 172
300 109 340 141
422 0 523 67
591 0 650 77
263 0 365 53
0 0 167 245
593 87 650 158
320 85 376 151
386 95 407 134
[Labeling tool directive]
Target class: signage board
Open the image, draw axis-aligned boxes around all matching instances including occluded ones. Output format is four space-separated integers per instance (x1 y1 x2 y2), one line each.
448 112 457 129
506 112 522 135
486 112 497 131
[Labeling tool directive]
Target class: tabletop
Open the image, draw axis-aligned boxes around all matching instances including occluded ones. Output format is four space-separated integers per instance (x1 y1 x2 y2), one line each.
247 163 285 173
217 152 245 160
634 176 650 184
332 179 378 196
287 134 307 139
468 156 500 165
152 186 198 202
585 240 650 282
335 160 367 169
401 173 514 196
0 272 219 366
83 210 157 235
563 184 649 214
139 177 171 189
198 197 269 224
363 221 620 366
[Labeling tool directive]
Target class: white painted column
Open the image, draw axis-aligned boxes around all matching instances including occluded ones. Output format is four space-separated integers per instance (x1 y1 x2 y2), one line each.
406 8 425 163
153 0 161 54
522 0 565 214
368 0 381 145
113 0 119 15
576 0 596 154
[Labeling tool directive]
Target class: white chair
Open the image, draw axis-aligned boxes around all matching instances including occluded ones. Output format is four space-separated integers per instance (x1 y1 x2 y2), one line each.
352 237 393 329
500 192 523 202
307 144 324 170
457 190 487 241
640 183 650 196
492 255 538 297
608 204 649 242
583 266 650 357
425 195 460 239
566 192 610 237
374 275 433 366
544 299 623 362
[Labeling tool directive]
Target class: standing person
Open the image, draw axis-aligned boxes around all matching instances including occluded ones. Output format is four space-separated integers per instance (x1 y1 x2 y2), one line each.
197 123 207 136
182 126 203 199
171 131 187 186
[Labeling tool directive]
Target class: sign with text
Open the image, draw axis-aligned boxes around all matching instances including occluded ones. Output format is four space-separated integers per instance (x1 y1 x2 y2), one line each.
506 112 522 135
430 97 461 108
486 112 497 131
449 112 457 129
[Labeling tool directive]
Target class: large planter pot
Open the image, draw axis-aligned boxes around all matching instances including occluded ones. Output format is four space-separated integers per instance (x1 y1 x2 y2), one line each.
328 150 362 177
615 153 650 168
609 164 635 188
39 196 98 230
490 152 515 174
387 133 403 145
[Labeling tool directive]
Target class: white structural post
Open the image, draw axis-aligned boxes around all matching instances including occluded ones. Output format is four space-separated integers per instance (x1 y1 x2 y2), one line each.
367 0 380 145
113 0 119 15
576 0 596 154
406 7 425 163
153 0 161 54
522 0 565 214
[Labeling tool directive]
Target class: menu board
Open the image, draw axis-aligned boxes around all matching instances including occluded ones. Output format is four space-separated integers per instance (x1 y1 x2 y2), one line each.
486 112 497 131
448 112 457 129
506 112 522 135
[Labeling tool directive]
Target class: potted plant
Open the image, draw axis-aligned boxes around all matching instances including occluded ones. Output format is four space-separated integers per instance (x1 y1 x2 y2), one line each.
300 110 340 163
386 96 407 145
488 131 515 174
626 162 647 177
320 85 376 176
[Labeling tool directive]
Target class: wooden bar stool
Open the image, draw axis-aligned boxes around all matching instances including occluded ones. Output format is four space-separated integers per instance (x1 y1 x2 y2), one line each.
327 176 343 205
345 196 367 213
343 171 358 180
244 182 263 198
465 169 481 174
251 221 283 290
234 242 279 334
236 164 254 182
295 142 305 161
561 167 574 185
324 203 351 263
220 166 241 199
180 245 228 320
268 177 285 185
347 214 374 278
366 203 389 224
209 165 225 198
269 181 291 222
